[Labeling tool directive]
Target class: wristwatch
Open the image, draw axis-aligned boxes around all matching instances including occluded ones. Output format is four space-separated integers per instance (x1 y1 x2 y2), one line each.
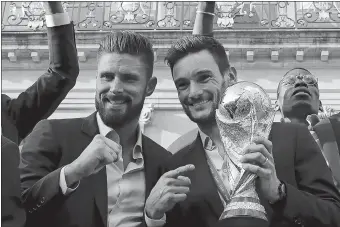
270 181 287 204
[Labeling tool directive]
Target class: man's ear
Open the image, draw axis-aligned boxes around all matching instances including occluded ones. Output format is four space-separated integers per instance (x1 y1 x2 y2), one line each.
274 100 280 112
226 66 237 85
319 100 324 112
146 76 157 97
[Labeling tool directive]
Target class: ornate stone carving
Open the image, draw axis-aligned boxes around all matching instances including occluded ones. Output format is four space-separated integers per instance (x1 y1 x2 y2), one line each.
139 103 155 126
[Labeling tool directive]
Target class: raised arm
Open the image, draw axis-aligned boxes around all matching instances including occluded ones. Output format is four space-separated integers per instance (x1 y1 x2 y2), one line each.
2 2 79 142
192 2 216 37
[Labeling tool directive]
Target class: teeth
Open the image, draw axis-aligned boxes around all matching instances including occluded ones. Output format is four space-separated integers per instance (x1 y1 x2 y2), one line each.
110 100 125 104
193 100 209 106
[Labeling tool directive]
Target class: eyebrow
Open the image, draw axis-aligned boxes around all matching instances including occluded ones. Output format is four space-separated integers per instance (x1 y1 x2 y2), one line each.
99 71 139 77
193 69 213 76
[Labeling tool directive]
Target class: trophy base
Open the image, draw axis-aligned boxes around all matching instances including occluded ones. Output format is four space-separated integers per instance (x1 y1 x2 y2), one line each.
216 216 269 227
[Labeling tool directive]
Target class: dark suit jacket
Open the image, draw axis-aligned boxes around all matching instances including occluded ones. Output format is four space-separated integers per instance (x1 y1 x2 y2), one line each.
165 122 340 227
1 136 26 227
19 112 171 227
329 113 340 150
314 113 340 187
1 23 79 145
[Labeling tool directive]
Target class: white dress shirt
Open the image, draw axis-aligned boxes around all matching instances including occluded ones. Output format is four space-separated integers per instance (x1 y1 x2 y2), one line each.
149 130 230 227
198 130 231 208
45 12 70 28
59 113 164 227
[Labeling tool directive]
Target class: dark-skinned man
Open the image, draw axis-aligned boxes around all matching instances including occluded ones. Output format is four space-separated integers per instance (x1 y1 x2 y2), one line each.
277 68 340 191
146 2 340 227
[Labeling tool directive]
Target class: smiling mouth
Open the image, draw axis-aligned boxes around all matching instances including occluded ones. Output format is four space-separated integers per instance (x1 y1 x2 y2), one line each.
293 89 311 96
191 100 211 107
104 98 127 105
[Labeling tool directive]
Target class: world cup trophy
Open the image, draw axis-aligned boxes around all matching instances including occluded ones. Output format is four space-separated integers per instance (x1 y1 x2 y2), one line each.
215 81 275 221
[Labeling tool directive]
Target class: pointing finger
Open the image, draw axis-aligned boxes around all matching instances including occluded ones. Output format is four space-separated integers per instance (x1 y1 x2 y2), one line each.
164 164 195 178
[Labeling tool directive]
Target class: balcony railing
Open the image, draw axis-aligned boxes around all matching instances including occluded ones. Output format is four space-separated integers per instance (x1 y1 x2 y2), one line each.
1 1 340 32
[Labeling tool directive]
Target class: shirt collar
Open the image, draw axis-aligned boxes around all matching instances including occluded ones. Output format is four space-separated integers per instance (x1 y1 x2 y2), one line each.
198 129 216 151
96 112 143 160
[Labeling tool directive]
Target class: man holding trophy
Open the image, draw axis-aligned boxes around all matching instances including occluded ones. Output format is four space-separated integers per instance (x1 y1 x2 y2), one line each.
144 2 340 227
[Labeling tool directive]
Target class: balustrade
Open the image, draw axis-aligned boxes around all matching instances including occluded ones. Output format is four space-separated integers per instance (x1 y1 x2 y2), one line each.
1 1 340 32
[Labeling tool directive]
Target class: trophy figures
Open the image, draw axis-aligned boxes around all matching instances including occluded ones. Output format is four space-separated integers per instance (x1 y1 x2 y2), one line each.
215 81 275 221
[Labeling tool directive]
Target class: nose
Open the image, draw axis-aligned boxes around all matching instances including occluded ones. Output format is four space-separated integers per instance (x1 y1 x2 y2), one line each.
294 77 308 88
109 77 123 93
188 82 203 100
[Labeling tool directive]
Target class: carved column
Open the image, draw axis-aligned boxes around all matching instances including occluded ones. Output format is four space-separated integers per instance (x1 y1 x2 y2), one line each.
139 103 155 133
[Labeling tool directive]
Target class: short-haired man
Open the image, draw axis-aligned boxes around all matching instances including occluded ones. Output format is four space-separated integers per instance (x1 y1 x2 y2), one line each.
144 3 340 227
277 67 340 190
19 30 186 227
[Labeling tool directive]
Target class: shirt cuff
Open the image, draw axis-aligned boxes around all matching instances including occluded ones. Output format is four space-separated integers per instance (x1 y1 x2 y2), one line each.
45 12 70 27
59 167 80 195
144 210 166 227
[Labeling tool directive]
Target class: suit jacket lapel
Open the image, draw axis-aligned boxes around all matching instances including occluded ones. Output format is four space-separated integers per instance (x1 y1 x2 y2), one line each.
142 135 160 200
186 134 224 218
314 118 340 183
81 112 108 227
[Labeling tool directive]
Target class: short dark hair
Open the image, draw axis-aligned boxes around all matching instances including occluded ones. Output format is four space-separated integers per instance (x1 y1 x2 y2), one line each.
97 31 154 74
165 35 230 75
277 67 315 98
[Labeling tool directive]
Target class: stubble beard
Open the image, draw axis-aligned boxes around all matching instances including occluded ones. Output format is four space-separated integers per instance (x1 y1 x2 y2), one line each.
95 94 145 128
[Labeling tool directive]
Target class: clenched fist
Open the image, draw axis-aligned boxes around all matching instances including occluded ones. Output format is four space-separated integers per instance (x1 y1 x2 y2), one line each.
145 164 195 219
64 134 121 186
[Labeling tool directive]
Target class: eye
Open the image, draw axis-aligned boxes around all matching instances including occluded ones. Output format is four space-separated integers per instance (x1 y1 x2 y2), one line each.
176 81 189 90
198 74 211 83
101 73 114 81
123 74 138 82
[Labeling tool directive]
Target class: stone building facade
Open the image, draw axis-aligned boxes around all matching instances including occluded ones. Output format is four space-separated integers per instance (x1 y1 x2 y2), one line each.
2 1 340 148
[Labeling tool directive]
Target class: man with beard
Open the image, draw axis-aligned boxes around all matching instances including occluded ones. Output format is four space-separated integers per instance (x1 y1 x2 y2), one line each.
19 31 191 227
144 3 340 227
277 68 340 191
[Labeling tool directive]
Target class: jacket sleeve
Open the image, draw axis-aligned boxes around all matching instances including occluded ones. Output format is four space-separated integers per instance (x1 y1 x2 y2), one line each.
192 2 215 36
1 137 26 227
19 119 66 227
272 124 340 227
2 22 79 140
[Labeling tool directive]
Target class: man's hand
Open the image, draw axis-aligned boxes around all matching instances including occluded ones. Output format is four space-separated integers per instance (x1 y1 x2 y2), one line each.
64 134 120 186
43 2 65 15
145 164 195 219
240 137 281 203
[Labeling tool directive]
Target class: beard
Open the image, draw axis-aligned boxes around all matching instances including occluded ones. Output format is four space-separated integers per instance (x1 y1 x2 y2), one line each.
183 102 218 125
182 90 221 125
95 92 145 128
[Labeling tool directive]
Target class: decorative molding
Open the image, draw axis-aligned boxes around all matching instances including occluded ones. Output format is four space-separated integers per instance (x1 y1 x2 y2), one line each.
153 50 158 62
296 50 304 62
139 103 155 132
321 50 329 62
30 52 40 62
246 50 254 62
271 50 279 62
78 52 87 62
8 52 17 62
